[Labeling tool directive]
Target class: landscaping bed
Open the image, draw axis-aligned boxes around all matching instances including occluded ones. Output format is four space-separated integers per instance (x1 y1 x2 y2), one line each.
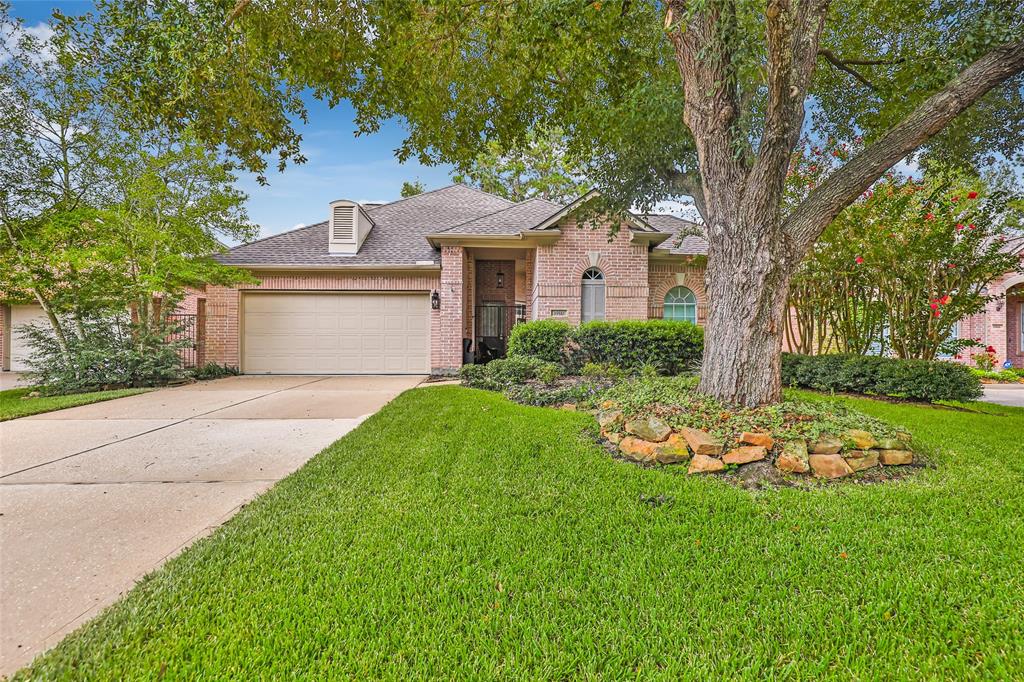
462 356 923 488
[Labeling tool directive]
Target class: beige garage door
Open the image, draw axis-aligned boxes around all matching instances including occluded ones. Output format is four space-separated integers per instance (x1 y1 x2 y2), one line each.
9 304 48 372
242 293 430 374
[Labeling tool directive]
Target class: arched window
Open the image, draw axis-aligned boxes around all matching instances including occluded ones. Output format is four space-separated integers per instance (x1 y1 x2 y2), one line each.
581 268 606 323
664 286 697 324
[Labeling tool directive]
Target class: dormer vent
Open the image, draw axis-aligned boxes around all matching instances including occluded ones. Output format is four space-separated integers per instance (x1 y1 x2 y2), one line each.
328 199 375 254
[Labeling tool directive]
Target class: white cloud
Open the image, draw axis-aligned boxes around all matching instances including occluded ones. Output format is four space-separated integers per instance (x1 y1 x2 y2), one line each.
892 155 922 179
1 21 56 64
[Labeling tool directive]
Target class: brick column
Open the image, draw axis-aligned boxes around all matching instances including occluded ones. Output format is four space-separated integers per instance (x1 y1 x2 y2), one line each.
438 246 466 373
0 303 9 371
203 286 240 368
195 298 207 367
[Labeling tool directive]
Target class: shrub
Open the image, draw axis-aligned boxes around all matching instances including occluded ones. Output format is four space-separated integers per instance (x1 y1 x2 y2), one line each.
572 320 703 375
459 356 562 391
507 320 573 364
20 314 188 395
781 353 982 402
190 362 240 380
580 362 627 381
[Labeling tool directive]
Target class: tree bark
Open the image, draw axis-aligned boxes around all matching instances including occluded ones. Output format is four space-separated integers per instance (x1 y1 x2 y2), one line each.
666 0 1024 406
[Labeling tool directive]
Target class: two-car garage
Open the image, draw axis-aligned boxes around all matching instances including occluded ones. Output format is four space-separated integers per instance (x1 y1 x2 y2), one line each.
241 292 430 375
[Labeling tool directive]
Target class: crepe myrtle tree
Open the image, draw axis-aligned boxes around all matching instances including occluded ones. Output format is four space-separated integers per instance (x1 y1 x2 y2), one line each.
71 0 1024 404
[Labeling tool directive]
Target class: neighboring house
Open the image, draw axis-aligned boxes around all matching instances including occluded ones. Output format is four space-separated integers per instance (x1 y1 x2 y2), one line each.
190 184 708 375
955 261 1024 368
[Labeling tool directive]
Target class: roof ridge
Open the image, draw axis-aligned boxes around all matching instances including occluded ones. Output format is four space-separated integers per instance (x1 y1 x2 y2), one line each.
225 221 326 253
364 182 516 214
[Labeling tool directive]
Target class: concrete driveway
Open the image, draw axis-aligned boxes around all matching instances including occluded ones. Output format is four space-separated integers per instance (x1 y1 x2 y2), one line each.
981 383 1024 408
0 374 423 675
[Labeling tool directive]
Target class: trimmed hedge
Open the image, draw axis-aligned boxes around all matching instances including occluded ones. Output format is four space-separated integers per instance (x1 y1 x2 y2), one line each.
507 320 572 364
781 353 983 403
508 319 704 375
459 356 561 391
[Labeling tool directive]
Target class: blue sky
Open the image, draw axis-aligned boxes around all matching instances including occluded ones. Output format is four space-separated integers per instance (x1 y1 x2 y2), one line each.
9 1 456 240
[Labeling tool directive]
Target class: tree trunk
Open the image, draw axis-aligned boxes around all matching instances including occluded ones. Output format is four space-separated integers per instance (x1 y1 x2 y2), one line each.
699 225 795 406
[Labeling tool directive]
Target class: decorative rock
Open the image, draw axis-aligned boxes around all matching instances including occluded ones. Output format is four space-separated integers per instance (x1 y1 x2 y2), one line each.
896 431 912 442
680 427 724 456
688 454 725 474
625 417 671 443
844 450 879 472
810 435 843 455
652 434 692 464
879 449 914 465
722 445 767 465
776 440 810 474
604 430 623 445
842 429 878 450
876 437 910 451
740 432 774 449
597 410 624 430
618 437 658 462
808 454 854 479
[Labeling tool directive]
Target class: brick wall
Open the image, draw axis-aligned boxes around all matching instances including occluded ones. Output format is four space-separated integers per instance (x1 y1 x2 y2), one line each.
203 269 444 372
647 261 708 323
475 260 516 307
533 217 650 324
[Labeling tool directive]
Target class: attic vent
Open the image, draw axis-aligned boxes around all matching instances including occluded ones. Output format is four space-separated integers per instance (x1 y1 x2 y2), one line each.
332 205 355 242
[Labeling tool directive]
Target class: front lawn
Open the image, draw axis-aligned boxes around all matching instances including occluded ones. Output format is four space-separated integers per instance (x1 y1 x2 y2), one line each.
16 387 1024 679
0 387 151 421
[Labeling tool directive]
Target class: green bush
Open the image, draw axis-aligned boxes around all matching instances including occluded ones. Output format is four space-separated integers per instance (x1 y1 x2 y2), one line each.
459 356 562 391
572 320 703 375
508 319 703 375
507 320 573 364
190 362 240 380
781 353 982 402
19 314 188 395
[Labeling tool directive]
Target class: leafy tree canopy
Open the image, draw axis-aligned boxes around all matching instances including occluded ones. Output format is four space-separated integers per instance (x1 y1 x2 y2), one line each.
400 179 425 197
67 0 1023 208
451 126 591 204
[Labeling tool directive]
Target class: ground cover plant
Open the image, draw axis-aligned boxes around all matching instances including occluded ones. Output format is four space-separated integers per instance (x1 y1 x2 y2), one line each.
14 386 1024 679
0 386 149 421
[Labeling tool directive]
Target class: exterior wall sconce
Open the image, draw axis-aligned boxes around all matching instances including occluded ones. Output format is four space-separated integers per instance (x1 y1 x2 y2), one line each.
496 272 505 288
431 290 440 310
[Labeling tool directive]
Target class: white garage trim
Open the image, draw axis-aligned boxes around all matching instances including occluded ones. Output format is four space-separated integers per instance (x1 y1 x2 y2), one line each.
9 304 48 373
241 291 430 375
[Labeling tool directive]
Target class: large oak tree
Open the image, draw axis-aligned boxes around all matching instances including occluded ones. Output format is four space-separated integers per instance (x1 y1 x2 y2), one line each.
73 0 1024 404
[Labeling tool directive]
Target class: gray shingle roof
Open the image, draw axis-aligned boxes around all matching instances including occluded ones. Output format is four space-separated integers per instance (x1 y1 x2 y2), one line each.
641 214 709 256
217 184 513 267
216 184 708 267
437 197 563 235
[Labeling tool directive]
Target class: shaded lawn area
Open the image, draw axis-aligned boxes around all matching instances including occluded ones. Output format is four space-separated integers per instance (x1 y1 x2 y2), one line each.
17 386 1024 679
0 387 150 421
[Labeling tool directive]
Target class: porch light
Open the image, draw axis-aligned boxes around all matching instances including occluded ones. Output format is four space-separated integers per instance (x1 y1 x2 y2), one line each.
497 272 505 288
431 290 441 310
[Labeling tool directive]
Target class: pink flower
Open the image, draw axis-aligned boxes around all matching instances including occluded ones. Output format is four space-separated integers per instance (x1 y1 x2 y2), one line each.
968 191 978 199
933 310 941 317
968 224 976 230
952 196 960 202
956 224 965 230
855 256 864 265
925 213 935 220
929 302 938 310
940 295 952 305
947 263 956 268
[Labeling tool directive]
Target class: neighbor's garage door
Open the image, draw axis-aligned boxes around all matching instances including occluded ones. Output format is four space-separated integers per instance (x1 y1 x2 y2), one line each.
9 304 48 372
242 293 430 374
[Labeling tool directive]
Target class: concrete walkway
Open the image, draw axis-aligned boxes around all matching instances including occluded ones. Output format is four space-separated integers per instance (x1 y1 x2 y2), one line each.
981 384 1024 408
0 374 423 675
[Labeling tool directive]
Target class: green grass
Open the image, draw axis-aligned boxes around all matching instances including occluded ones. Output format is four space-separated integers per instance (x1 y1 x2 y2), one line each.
0 387 151 421
16 387 1024 679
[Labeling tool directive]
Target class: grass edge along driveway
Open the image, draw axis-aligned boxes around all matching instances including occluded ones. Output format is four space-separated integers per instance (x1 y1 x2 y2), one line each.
0 387 151 421
13 386 1024 679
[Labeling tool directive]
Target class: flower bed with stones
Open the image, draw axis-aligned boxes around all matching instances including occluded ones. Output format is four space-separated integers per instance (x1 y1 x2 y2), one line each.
578 377 920 487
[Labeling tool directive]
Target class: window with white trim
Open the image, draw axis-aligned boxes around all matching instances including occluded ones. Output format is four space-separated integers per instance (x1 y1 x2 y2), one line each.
663 286 697 324
581 268 605 323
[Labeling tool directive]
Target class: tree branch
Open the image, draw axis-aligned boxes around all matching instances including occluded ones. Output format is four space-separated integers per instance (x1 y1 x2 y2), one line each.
224 0 252 27
818 48 876 89
785 41 1024 251
660 167 708 224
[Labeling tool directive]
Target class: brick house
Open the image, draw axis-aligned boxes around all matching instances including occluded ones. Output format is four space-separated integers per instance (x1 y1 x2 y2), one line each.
192 184 707 375
2 184 1019 374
